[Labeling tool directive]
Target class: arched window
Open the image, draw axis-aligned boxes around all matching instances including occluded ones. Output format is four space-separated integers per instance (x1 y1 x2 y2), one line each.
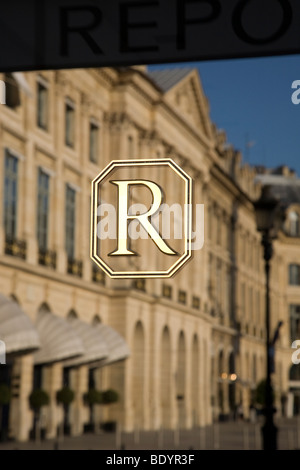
67 309 77 319
10 294 19 304
38 302 51 314
289 211 300 237
92 314 101 325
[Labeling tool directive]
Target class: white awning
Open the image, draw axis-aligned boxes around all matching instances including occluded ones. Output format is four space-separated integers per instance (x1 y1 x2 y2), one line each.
92 324 130 367
0 294 40 355
63 317 109 367
11 72 32 97
34 311 85 365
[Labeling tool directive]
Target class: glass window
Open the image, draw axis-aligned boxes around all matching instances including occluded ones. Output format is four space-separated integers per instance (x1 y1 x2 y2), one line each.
89 122 99 163
3 149 18 239
37 79 48 130
241 282 246 318
216 259 222 304
4 73 20 109
227 223 231 251
65 99 75 147
256 291 260 323
208 206 212 240
289 264 300 285
290 305 300 339
216 214 221 245
226 268 231 316
65 185 76 260
37 169 50 251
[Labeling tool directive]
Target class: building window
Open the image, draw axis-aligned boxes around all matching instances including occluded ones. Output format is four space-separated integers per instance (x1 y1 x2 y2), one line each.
4 73 20 109
178 290 187 304
65 185 76 260
256 291 260 325
65 99 75 148
4 149 18 240
92 264 106 285
216 212 221 245
37 78 48 130
208 206 212 240
37 169 50 251
216 260 222 305
133 279 146 291
192 296 200 309
290 305 300 339
289 264 300 286
241 282 246 323
89 121 99 163
289 211 300 237
226 268 232 321
227 223 231 251
162 284 172 299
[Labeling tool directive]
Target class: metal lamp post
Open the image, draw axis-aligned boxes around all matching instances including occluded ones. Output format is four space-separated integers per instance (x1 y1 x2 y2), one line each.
253 186 285 451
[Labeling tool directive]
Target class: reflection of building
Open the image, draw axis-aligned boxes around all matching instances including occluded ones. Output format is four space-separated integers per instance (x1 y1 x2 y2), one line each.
0 65 297 442
255 168 300 417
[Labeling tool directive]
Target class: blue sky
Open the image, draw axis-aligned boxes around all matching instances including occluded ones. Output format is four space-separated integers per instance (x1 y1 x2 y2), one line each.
148 55 300 175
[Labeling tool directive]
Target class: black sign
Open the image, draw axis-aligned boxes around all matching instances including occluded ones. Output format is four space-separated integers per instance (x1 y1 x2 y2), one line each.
1 0 300 72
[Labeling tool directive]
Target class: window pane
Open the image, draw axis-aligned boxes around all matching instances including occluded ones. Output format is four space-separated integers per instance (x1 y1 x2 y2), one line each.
290 305 300 338
4 73 21 109
289 264 300 285
37 82 48 130
89 122 98 163
3 150 18 239
65 101 75 147
65 185 76 259
37 169 50 250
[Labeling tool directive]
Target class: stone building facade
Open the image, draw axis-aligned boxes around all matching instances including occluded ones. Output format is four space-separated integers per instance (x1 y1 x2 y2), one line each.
0 65 296 441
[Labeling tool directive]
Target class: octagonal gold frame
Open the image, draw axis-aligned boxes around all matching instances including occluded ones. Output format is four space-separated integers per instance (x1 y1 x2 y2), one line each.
91 158 192 278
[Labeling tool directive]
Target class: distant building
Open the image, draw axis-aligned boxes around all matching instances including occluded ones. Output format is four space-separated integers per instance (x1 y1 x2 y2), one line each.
0 66 297 442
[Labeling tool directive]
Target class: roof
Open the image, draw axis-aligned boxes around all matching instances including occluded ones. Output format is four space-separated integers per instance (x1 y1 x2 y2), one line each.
147 67 194 92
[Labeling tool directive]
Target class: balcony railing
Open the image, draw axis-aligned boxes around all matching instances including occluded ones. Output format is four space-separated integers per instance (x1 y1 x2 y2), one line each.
92 265 106 285
67 258 83 277
38 248 56 269
5 236 26 260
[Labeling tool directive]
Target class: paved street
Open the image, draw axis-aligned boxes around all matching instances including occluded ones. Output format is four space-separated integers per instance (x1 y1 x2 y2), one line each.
0 417 300 450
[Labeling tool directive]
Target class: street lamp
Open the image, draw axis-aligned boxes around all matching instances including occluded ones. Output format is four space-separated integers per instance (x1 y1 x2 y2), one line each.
253 186 285 451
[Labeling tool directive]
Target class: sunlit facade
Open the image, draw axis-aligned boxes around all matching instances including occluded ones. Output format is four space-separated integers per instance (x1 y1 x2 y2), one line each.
0 66 296 441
